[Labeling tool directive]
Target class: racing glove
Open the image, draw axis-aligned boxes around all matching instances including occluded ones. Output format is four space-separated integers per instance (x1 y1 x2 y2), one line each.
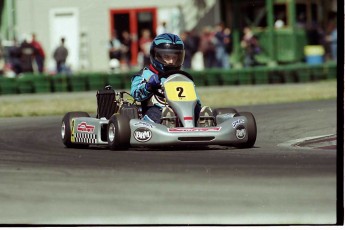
145 74 161 92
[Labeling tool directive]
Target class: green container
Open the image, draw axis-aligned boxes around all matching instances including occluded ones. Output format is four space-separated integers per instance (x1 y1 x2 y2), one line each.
257 28 307 64
33 75 51 93
121 73 132 89
295 64 311 82
69 75 87 92
0 78 17 95
108 74 123 90
123 81 131 89
268 66 285 83
282 65 298 83
220 70 238 85
87 74 107 91
238 68 253 85
205 69 221 86
189 71 206 87
17 75 34 93
325 61 337 79
253 67 269 84
52 75 68 92
310 64 326 81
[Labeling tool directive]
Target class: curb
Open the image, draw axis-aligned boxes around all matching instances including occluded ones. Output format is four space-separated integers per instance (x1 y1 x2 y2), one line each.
297 134 337 150
278 134 337 150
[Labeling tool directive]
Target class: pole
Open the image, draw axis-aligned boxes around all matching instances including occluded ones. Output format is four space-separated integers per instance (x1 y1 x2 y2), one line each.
266 0 275 63
231 0 241 68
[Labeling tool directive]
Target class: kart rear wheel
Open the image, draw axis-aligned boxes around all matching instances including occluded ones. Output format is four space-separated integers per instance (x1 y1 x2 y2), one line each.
61 111 90 148
233 112 257 148
108 114 130 150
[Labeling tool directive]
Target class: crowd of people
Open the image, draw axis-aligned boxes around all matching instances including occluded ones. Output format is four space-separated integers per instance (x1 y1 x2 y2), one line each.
0 34 69 77
107 20 336 71
107 22 271 71
0 19 336 78
108 22 235 72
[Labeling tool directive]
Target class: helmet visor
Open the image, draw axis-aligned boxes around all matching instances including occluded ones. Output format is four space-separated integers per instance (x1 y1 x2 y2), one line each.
154 48 185 68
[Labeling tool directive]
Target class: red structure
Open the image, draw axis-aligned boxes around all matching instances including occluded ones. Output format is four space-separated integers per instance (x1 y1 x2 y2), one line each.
109 8 157 65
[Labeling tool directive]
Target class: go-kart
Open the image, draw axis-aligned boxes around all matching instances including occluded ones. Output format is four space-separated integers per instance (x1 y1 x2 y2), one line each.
61 70 257 150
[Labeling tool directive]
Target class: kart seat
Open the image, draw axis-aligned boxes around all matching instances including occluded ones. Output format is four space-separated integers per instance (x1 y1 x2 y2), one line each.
96 86 117 119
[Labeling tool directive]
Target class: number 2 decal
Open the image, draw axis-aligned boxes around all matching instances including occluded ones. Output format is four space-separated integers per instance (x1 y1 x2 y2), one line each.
164 81 197 101
176 87 185 98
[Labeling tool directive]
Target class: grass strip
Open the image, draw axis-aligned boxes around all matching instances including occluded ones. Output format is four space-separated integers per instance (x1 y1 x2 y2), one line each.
0 80 337 117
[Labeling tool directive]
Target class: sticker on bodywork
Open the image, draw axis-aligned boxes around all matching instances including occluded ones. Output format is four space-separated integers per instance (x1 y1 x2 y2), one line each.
133 127 152 142
232 119 245 128
71 119 76 143
235 125 246 139
77 122 95 133
168 127 221 132
133 121 154 128
164 81 197 102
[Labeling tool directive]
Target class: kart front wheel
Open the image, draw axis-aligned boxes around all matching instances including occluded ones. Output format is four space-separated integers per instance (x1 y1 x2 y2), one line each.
233 112 257 148
213 108 238 116
61 111 90 148
213 108 238 125
108 114 130 150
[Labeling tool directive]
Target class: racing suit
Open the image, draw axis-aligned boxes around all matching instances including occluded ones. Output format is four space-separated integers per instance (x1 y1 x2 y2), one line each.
131 65 201 123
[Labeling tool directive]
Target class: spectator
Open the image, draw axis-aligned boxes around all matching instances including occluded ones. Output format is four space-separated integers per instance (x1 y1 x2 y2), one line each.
120 30 132 70
139 29 152 68
199 26 216 68
214 22 231 69
8 38 22 75
108 30 122 61
224 27 233 65
296 13 307 29
156 21 168 35
241 27 261 67
306 21 324 45
31 33 45 73
53 37 69 74
180 31 197 69
326 26 337 61
0 39 4 75
20 34 35 73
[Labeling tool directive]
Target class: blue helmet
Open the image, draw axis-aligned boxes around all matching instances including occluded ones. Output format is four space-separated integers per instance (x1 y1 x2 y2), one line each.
150 33 185 73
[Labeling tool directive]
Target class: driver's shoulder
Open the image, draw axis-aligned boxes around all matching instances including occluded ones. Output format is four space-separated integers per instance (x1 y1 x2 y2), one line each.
141 68 155 80
131 67 153 80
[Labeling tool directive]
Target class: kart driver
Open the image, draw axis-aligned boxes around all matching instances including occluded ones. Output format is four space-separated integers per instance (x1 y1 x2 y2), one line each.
130 33 212 127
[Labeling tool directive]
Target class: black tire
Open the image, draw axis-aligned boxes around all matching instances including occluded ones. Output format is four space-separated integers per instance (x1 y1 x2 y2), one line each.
61 111 90 148
107 114 131 150
233 112 257 148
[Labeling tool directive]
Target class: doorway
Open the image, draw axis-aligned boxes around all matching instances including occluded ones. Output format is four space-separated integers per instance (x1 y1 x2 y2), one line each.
110 8 157 66
49 8 79 72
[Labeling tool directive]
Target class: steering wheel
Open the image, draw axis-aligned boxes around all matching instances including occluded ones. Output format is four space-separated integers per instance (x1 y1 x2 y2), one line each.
158 70 194 82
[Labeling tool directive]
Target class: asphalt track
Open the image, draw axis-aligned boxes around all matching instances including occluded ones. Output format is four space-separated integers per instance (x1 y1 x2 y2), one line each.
0 99 339 225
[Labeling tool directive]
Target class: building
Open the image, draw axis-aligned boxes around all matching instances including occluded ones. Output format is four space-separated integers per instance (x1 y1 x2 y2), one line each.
1 0 221 73
0 0 337 73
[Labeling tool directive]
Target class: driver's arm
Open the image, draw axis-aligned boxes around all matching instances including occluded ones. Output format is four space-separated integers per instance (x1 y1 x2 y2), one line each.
130 69 155 102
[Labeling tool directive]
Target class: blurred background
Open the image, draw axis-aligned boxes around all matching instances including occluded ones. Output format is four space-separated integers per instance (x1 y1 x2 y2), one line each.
0 0 338 92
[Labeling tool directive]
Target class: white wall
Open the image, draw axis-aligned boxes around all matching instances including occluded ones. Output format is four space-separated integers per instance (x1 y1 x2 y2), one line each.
14 0 215 72
49 8 79 72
